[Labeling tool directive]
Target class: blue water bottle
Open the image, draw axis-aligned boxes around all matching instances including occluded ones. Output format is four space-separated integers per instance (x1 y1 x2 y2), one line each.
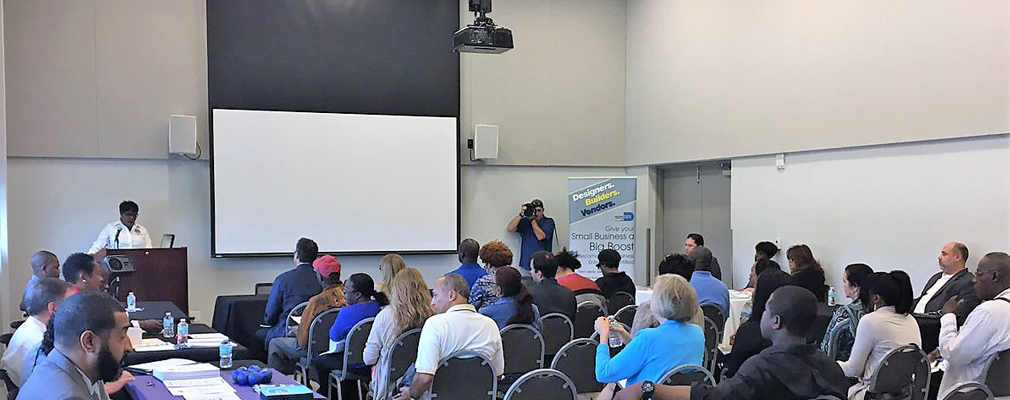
220 340 234 369
126 292 137 312
162 312 174 339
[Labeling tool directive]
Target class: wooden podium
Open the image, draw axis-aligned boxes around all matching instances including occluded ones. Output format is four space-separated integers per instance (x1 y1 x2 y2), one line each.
106 248 189 313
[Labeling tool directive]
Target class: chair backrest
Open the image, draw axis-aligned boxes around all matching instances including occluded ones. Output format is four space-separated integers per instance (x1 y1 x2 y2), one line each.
254 282 273 295
575 293 608 315
941 382 994 400
386 328 422 393
607 292 635 315
503 368 578 400
613 305 637 327
285 301 310 330
982 349 1010 397
574 302 605 339
429 351 497 400
550 338 604 394
659 364 716 387
866 344 929 400
501 324 545 374
540 313 574 357
0 368 18 399
701 317 719 371
305 308 340 362
825 318 851 360
700 303 726 333
341 317 375 368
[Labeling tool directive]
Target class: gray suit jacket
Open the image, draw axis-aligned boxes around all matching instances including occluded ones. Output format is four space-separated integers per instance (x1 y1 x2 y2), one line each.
16 348 108 400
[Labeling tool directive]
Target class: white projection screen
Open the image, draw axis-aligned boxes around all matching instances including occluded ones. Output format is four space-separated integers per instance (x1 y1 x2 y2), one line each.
211 109 459 256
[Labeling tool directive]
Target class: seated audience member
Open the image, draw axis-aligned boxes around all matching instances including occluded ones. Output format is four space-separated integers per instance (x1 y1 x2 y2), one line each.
595 249 636 298
3 278 74 385
470 241 513 310
480 267 541 330
448 238 486 289
364 268 434 400
554 248 606 308
723 270 791 378
820 263 874 361
267 254 346 374
755 241 779 262
62 252 106 292
631 254 703 336
685 233 722 280
312 273 388 386
688 246 730 317
256 238 324 351
615 286 850 400
738 259 783 322
838 271 920 400
914 242 981 324
529 251 577 321
394 274 504 400
787 244 828 302
20 251 60 312
594 274 705 400
935 251 1010 397
377 253 407 295
17 292 134 400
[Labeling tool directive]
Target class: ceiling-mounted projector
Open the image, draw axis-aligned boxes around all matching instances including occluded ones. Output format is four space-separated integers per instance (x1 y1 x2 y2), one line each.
454 0 513 54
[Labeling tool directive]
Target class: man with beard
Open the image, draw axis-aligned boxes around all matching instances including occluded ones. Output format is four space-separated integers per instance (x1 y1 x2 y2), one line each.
17 291 132 400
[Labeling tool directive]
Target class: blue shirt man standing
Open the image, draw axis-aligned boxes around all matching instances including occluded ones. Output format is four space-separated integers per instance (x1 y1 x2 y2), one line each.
506 199 556 272
448 238 486 288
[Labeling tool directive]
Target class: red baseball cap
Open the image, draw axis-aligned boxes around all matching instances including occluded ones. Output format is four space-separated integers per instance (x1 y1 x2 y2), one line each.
313 255 341 277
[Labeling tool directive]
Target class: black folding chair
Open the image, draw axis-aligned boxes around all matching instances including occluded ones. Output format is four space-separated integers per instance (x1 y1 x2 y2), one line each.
607 292 635 316
659 364 716 386
429 351 498 400
328 317 375 400
539 313 574 359
377 328 421 400
941 382 994 400
701 316 720 374
501 324 545 375
982 349 1010 397
613 305 637 328
574 302 605 339
502 368 578 400
700 303 726 334
294 308 340 384
551 338 604 395
865 344 930 400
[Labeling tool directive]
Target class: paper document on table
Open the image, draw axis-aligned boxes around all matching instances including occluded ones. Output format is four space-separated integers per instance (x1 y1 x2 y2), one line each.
187 339 231 348
134 342 178 352
126 358 196 373
190 333 229 341
183 394 240 400
165 377 235 397
163 377 231 388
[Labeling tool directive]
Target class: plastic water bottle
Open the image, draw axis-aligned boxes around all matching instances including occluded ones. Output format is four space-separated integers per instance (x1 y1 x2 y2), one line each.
176 319 189 346
126 292 136 312
608 321 624 348
827 287 836 307
219 340 234 369
163 312 174 339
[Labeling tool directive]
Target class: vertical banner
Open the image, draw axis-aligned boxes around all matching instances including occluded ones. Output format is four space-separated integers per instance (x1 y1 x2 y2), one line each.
568 177 637 281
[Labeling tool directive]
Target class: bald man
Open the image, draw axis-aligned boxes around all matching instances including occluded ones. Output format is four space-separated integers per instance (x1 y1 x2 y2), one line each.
20 251 60 312
448 238 486 288
935 252 1010 397
914 242 981 324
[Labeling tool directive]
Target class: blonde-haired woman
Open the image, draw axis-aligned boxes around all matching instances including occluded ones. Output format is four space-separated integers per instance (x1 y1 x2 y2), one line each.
363 267 434 399
593 274 706 400
376 253 407 295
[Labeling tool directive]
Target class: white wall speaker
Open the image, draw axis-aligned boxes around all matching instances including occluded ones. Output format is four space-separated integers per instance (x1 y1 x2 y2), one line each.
473 124 499 160
169 115 198 156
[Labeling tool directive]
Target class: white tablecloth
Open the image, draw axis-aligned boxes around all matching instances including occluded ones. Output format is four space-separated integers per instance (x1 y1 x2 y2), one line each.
721 290 753 347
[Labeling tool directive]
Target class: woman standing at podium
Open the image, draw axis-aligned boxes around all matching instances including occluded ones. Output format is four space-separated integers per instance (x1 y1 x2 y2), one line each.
88 200 152 253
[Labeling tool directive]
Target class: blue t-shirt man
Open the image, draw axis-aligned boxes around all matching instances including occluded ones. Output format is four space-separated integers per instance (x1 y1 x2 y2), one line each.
509 199 555 270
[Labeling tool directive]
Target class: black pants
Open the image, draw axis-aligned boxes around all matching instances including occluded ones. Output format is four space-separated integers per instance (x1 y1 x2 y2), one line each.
311 353 371 399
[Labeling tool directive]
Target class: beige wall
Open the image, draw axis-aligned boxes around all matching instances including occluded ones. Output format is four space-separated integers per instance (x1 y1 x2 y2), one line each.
460 0 627 166
625 0 1010 165
4 0 208 159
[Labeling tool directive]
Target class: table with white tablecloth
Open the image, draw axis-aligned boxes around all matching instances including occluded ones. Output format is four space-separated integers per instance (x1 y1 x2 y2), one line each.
634 287 752 348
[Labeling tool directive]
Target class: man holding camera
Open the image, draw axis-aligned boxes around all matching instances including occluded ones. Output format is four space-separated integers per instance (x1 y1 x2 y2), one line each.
506 199 556 274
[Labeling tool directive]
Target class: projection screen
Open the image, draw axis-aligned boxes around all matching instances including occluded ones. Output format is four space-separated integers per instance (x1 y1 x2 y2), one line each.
211 109 459 256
